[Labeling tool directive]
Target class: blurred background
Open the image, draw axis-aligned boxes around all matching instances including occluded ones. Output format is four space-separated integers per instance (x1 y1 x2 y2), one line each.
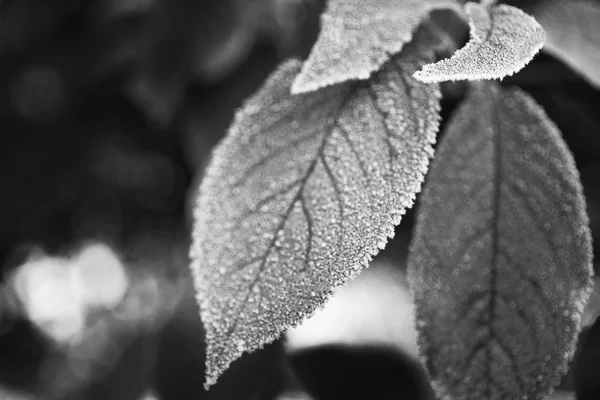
0 0 598 399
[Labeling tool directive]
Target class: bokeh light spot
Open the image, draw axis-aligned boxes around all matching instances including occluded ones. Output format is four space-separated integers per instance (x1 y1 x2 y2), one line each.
73 243 129 309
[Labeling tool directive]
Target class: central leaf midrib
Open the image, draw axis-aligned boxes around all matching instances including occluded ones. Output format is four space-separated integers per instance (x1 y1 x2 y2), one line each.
225 87 357 335
485 90 503 398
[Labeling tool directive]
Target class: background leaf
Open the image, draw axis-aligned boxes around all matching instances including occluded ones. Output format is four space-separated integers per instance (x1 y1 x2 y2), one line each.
408 82 593 399
191 26 443 387
414 2 545 83
290 344 436 400
529 0 600 89
574 316 600 400
290 0 461 94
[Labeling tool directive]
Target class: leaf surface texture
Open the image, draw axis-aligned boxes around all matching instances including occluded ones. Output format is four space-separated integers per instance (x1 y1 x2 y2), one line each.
192 27 442 387
291 0 460 94
531 0 600 88
408 82 593 400
414 2 545 83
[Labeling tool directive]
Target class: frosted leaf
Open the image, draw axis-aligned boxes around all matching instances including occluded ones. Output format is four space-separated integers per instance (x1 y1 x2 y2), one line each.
407 82 594 400
191 26 443 388
531 0 600 88
414 2 546 83
290 0 461 94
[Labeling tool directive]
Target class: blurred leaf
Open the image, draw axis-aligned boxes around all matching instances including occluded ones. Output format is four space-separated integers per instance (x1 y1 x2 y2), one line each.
408 82 593 399
209 340 288 400
0 0 80 53
11 65 67 122
62 333 154 400
291 0 461 94
548 391 576 400
531 0 600 88
125 71 185 127
125 0 244 125
267 0 327 59
123 0 197 126
414 2 545 82
289 345 435 400
181 44 280 173
191 26 443 387
574 317 600 400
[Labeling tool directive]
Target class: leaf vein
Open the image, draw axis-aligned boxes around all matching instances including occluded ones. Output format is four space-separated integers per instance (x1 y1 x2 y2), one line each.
366 86 396 174
457 291 489 325
504 180 563 275
335 122 370 180
498 249 561 338
233 130 321 189
320 153 344 249
300 194 314 272
225 89 358 334
489 330 527 392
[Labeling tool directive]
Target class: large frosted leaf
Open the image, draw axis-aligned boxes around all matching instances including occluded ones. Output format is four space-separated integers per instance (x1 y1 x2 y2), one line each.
531 0 600 88
414 2 545 83
408 82 593 400
192 27 442 387
290 0 461 94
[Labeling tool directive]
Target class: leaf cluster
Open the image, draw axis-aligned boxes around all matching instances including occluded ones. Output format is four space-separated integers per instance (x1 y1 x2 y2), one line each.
191 0 600 399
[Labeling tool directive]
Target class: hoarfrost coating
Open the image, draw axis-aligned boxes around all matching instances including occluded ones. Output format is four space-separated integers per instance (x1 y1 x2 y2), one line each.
414 2 545 83
408 83 593 400
291 0 461 94
191 26 443 387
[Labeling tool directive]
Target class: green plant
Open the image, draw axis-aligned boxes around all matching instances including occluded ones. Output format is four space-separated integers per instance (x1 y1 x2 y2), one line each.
190 1 599 398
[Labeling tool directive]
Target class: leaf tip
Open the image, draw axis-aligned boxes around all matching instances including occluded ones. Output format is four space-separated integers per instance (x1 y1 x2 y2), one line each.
413 3 547 83
290 74 314 95
291 67 371 95
202 333 246 391
412 69 436 83
203 377 216 391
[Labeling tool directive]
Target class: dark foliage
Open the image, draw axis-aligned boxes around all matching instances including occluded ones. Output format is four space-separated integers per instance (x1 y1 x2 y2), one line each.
290 344 436 400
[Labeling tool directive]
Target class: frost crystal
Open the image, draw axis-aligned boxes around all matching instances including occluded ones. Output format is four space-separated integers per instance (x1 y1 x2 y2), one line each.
408 82 593 400
191 26 443 387
291 0 461 94
414 2 546 83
